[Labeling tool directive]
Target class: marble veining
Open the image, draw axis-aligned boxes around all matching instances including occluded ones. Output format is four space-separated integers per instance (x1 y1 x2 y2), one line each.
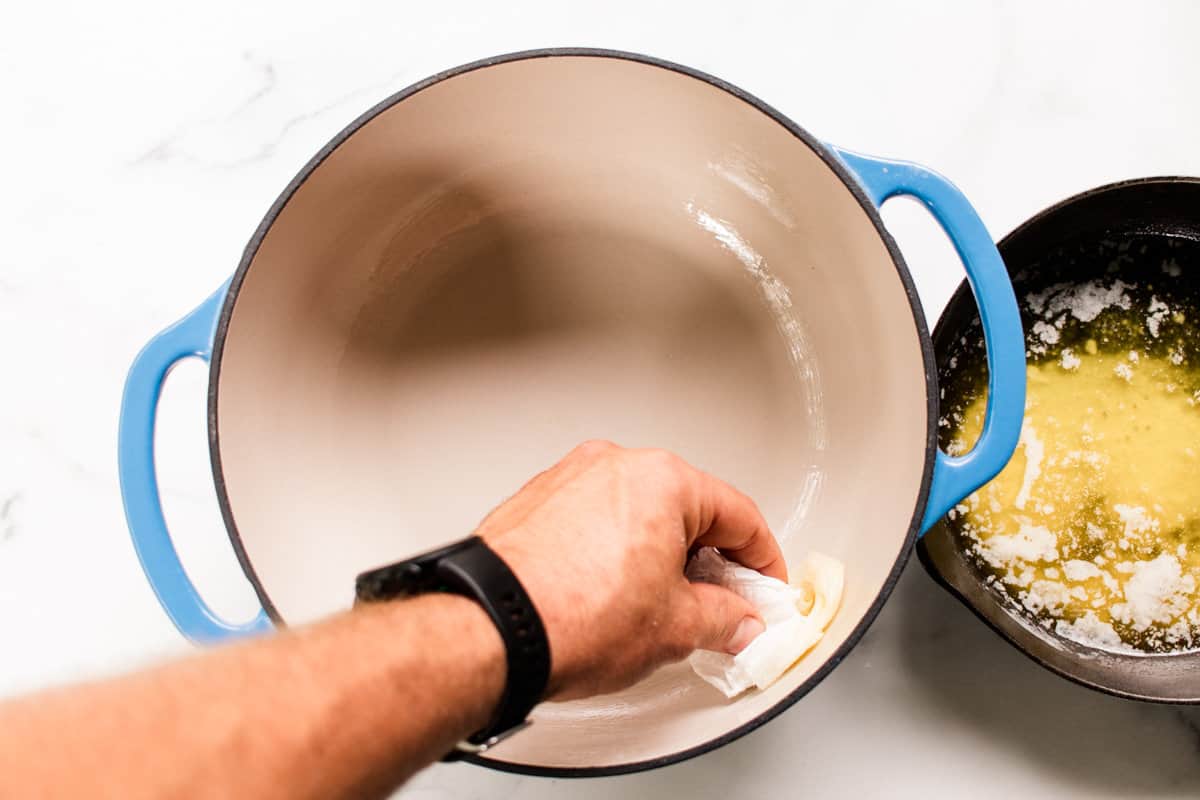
130 54 283 167
128 52 433 171
1 493 21 541
4 1 1200 797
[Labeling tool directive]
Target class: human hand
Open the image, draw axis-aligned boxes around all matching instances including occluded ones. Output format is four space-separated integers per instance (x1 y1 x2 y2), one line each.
477 440 786 701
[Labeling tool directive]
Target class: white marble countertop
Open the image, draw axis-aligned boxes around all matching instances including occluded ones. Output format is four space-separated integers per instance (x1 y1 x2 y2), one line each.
3 0 1200 796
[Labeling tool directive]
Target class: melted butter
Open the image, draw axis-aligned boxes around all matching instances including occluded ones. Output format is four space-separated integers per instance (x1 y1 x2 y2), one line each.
951 346 1200 652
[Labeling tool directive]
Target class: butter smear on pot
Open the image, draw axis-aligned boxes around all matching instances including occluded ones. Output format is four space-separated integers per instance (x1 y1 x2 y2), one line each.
947 269 1200 653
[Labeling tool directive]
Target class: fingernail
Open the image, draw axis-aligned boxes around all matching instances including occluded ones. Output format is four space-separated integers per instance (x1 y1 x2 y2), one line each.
726 617 765 654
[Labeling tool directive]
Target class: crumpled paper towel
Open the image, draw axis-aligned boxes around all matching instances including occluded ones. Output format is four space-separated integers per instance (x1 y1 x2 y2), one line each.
686 547 844 698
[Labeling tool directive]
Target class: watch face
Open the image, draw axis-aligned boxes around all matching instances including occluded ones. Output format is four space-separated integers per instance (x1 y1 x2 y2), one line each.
354 536 479 603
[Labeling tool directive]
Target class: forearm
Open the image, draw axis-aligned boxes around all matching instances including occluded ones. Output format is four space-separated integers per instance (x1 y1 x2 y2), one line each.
0 443 783 797
0 594 504 799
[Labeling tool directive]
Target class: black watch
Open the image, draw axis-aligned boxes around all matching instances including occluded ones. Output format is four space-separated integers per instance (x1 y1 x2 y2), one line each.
354 536 551 758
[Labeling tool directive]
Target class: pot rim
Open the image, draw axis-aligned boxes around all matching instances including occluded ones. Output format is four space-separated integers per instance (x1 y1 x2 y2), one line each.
205 47 940 776
919 175 1200 705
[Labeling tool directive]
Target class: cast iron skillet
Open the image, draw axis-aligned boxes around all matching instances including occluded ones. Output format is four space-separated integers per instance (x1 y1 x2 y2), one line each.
920 177 1200 703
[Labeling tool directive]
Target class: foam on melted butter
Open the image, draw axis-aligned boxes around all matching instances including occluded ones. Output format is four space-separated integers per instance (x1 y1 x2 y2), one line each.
952 345 1200 652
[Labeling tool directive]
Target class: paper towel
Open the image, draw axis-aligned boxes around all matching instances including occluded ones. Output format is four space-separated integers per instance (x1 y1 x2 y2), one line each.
686 547 844 698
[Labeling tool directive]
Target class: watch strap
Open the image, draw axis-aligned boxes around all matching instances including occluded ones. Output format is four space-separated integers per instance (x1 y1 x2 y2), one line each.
438 538 551 749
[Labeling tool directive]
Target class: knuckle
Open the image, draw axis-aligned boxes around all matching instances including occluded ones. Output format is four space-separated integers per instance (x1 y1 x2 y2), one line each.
668 597 704 656
572 439 618 460
642 449 688 485
660 621 697 660
665 637 695 662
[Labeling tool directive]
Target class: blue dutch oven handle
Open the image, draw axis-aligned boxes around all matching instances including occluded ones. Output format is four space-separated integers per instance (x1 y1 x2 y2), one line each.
118 282 272 643
832 147 1026 534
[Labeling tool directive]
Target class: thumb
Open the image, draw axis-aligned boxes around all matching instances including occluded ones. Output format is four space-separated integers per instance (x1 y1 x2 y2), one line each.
685 582 765 655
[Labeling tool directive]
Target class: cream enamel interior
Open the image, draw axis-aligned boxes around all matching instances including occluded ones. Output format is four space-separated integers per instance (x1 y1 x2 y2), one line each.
215 55 929 770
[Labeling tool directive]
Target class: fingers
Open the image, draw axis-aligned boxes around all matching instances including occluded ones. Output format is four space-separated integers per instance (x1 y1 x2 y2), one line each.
689 470 788 582
678 582 765 655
